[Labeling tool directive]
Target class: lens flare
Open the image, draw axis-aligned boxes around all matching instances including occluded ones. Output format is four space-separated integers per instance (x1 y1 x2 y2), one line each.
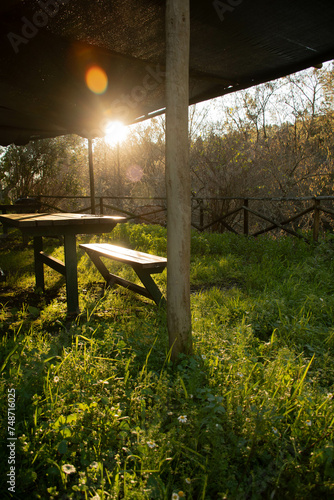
85 65 108 94
126 164 143 182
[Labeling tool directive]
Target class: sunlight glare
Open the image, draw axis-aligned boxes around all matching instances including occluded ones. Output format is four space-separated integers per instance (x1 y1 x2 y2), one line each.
104 121 128 146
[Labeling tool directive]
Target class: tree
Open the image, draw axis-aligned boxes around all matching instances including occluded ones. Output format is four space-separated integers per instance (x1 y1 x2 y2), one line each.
0 135 87 202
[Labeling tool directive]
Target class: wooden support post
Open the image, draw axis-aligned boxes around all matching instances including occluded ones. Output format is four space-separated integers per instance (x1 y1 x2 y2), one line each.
244 198 249 236
166 0 192 360
33 236 45 291
100 197 104 215
313 199 320 242
88 138 96 214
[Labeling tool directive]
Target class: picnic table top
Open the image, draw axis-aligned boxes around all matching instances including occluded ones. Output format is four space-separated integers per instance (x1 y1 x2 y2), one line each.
0 213 126 238
0 213 125 228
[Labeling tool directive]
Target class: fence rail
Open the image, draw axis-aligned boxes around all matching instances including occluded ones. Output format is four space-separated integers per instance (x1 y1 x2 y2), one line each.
3 195 334 242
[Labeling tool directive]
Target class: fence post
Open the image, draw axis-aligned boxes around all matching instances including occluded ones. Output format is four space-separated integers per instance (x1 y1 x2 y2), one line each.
100 197 104 215
313 199 320 242
244 198 249 236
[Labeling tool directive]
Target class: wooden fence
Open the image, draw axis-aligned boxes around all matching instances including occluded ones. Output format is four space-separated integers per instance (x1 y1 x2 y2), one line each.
6 195 334 243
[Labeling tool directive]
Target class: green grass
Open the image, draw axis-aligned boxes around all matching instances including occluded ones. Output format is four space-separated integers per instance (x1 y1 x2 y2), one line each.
0 225 334 499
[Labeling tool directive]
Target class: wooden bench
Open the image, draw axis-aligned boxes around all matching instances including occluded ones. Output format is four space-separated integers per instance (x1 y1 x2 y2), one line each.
79 243 167 305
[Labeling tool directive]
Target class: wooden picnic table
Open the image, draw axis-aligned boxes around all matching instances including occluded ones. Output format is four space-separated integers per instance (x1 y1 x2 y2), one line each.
0 213 125 316
0 202 41 235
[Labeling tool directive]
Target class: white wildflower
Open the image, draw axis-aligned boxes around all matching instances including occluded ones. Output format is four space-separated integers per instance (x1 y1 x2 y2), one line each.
178 415 187 424
62 464 76 475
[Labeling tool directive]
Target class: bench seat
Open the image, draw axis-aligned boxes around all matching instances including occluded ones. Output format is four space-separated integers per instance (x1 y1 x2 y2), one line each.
80 243 167 305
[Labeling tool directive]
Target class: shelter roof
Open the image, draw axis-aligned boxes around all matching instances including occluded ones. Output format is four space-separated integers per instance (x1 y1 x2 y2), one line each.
1 0 334 145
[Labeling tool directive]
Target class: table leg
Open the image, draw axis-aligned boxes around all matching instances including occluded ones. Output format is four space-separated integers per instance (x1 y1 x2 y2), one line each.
33 236 44 291
1 222 8 236
1 209 8 235
64 233 80 316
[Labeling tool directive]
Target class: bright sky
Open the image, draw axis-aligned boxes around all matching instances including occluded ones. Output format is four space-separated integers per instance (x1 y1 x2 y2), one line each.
99 61 333 145
104 120 129 146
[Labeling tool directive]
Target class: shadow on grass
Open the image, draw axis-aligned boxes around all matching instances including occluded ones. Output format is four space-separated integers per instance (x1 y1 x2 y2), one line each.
0 279 65 310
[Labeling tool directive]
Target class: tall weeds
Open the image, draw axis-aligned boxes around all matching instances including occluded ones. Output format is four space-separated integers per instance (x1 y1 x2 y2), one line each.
0 227 333 498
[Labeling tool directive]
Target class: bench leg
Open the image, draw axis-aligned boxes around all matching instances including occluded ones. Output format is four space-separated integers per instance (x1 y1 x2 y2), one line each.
84 251 165 305
134 268 166 306
106 272 154 300
87 252 155 300
85 251 112 283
